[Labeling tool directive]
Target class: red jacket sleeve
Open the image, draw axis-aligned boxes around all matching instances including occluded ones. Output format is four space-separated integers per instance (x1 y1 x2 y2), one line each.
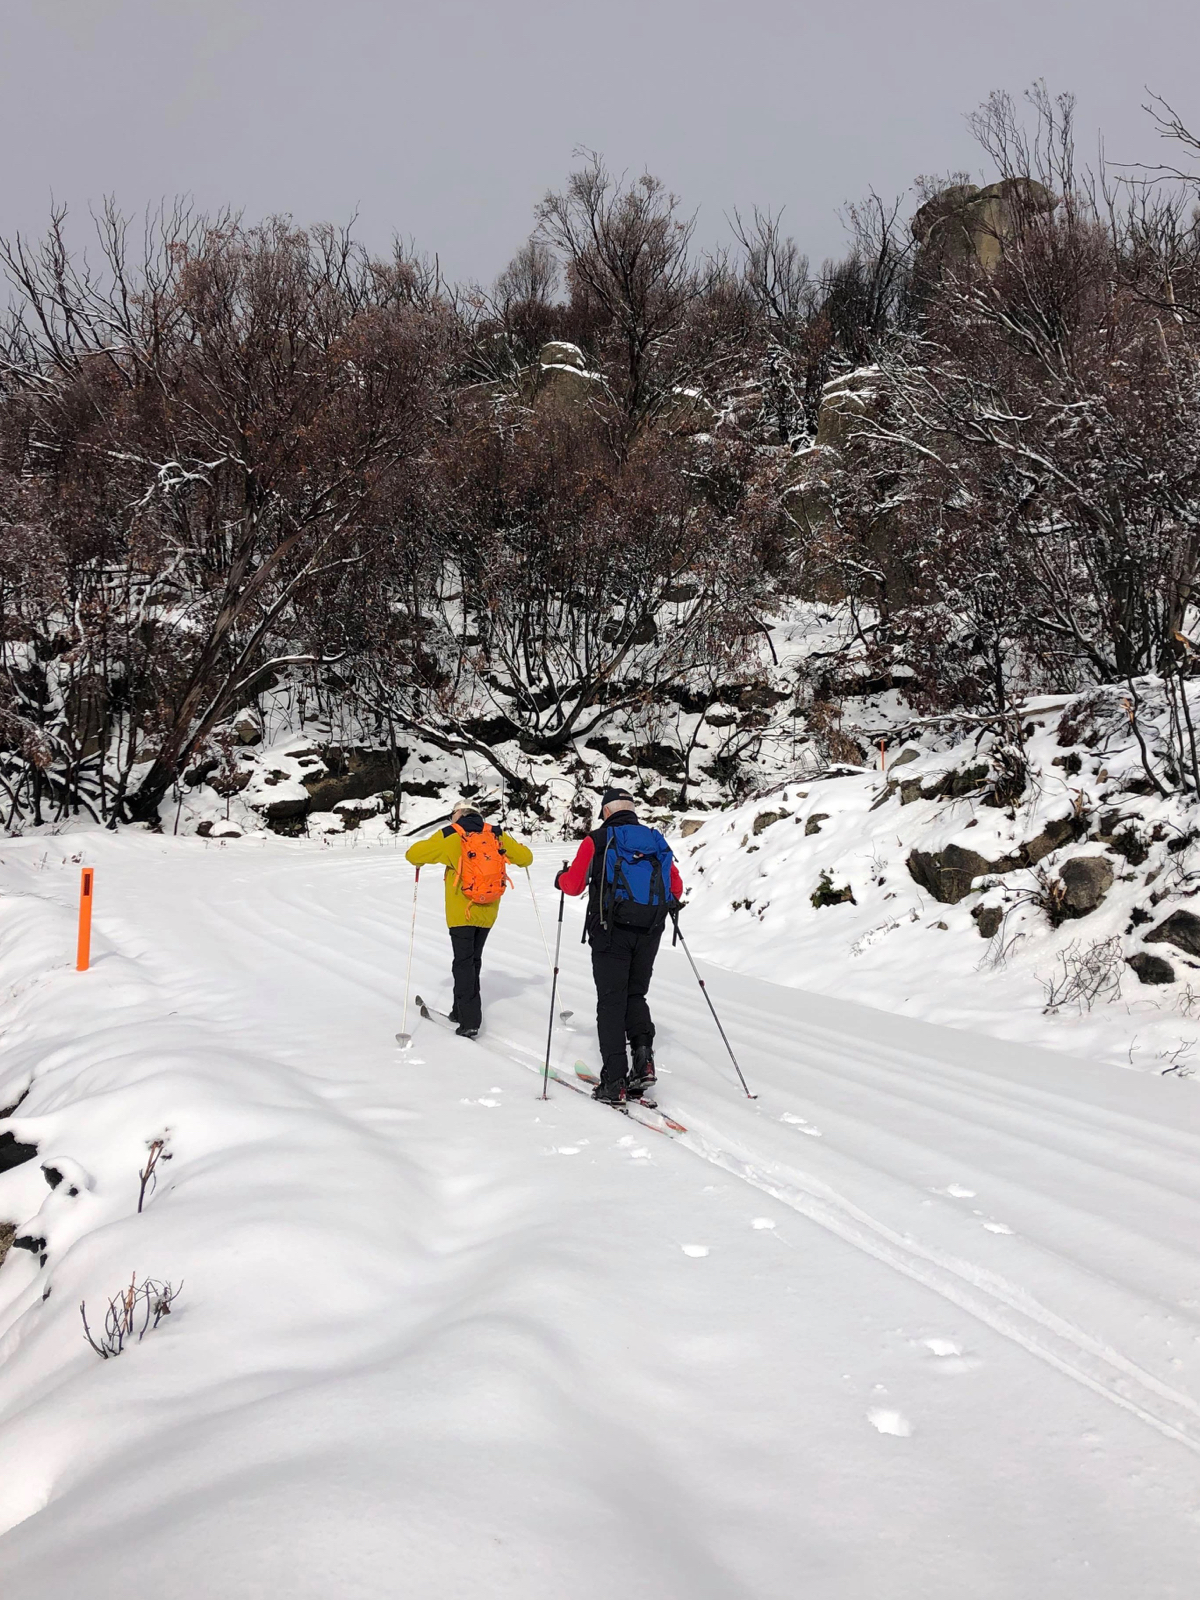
556 836 595 896
670 861 683 899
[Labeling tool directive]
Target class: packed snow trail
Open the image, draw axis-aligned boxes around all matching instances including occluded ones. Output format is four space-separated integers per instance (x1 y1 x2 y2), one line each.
0 834 1198 1598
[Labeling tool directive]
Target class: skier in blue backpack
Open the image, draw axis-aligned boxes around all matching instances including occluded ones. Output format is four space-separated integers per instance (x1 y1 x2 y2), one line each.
556 788 683 1104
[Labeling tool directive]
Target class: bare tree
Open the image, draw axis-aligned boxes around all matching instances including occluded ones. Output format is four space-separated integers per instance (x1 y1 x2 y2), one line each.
536 152 705 440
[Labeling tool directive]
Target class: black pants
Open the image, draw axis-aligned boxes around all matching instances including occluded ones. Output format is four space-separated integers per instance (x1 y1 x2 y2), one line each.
590 923 663 1089
449 924 490 1031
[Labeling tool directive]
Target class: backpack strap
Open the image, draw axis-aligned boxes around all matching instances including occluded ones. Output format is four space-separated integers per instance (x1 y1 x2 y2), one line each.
450 822 473 921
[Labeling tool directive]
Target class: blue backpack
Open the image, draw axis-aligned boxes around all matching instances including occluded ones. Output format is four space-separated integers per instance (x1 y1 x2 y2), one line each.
600 823 677 931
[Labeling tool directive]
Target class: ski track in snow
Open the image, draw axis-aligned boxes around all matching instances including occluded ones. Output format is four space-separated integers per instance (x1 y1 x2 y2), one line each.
1 835 1199 1598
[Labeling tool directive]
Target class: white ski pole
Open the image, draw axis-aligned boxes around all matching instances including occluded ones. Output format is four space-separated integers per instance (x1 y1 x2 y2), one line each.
396 868 420 1049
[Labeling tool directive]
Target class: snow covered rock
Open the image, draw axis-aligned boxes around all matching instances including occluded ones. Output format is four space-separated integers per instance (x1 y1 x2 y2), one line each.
1127 951 1176 985
538 340 587 371
972 904 1004 939
906 844 995 904
1144 908 1200 958
1058 855 1115 918
301 747 403 812
815 366 885 450
231 710 262 745
0 1132 37 1174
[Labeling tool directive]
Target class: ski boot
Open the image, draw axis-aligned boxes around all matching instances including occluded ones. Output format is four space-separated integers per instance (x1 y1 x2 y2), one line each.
628 1038 657 1099
592 1076 626 1106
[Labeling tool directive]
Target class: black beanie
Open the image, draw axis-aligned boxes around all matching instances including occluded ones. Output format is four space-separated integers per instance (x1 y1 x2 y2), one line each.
600 787 635 807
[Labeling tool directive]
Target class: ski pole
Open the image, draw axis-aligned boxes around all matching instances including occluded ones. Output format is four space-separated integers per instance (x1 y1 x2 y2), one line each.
540 865 568 1100
525 866 573 1021
397 868 420 1049
671 912 757 1099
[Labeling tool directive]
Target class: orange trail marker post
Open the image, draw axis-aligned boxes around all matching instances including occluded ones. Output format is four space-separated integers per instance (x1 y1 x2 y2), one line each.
76 867 94 971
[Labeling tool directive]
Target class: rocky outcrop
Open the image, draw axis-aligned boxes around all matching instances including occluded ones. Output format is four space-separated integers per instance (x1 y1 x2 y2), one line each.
301 747 406 813
815 367 884 450
539 341 587 371
906 812 1089 904
1144 909 1200 959
473 341 605 421
782 366 934 607
900 763 989 805
911 178 1055 275
529 342 604 418
1058 856 1114 918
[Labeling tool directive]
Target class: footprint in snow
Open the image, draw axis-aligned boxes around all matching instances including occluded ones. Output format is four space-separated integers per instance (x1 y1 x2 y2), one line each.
867 1409 912 1438
780 1112 823 1137
923 1338 983 1375
751 1218 776 1230
551 1146 581 1156
982 1221 1013 1234
681 1244 710 1258
924 1338 960 1357
933 1184 976 1198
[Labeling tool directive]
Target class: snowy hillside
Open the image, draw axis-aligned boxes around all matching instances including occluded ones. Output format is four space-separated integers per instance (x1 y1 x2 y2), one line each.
684 684 1200 1077
1 833 1199 1597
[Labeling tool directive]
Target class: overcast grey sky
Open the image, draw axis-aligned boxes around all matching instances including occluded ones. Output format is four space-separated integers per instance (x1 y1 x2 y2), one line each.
2 0 1197 285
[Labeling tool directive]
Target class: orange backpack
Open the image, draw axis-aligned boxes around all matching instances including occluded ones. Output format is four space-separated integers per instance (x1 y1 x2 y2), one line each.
452 823 511 914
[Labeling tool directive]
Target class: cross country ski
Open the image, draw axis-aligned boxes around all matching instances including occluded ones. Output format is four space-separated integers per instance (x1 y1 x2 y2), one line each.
538 1061 687 1136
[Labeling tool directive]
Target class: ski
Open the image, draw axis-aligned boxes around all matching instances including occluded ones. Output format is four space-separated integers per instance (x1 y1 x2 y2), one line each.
539 1061 687 1136
542 1065 679 1138
570 1063 660 1108
575 1063 686 1131
402 996 471 1038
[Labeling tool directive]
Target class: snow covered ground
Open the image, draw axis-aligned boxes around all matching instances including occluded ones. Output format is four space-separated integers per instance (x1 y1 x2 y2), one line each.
1 831 1199 1597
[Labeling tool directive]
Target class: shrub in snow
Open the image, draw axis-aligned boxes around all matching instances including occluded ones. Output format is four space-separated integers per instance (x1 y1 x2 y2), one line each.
80 1275 182 1360
137 1136 172 1213
1039 938 1124 1013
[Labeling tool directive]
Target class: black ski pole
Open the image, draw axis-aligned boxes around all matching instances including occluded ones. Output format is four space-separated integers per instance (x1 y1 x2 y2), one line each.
540 865 568 1100
671 911 757 1099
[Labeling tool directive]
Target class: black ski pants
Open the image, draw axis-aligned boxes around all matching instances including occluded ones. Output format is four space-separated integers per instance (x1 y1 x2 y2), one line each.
590 922 663 1088
449 924 490 1031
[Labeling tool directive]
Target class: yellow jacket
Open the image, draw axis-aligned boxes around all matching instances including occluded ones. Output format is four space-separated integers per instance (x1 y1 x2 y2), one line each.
405 822 533 928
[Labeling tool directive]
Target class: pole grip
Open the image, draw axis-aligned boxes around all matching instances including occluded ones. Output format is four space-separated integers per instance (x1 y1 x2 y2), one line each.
76 867 94 972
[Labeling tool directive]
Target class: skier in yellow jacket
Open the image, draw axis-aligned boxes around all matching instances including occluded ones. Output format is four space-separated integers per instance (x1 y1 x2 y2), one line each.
405 803 533 1037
